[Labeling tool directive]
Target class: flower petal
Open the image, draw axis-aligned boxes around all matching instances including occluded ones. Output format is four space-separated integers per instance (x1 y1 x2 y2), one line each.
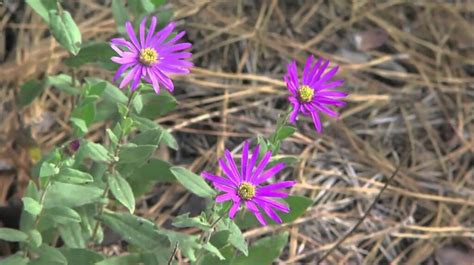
302 55 314 85
216 193 235 203
254 162 285 185
246 144 260 181
145 16 157 46
130 65 143 91
152 22 176 46
289 100 300 123
254 197 289 213
218 158 240 186
310 108 322 133
245 200 267 226
125 21 140 49
257 181 296 193
262 205 282 223
146 68 161 94
229 198 241 219
241 140 250 181
202 172 236 188
224 150 242 182
139 16 147 47
119 66 139 89
249 151 272 183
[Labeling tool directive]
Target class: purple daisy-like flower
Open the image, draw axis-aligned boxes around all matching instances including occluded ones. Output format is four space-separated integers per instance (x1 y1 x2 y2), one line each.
110 16 193 93
202 141 295 226
285 55 347 132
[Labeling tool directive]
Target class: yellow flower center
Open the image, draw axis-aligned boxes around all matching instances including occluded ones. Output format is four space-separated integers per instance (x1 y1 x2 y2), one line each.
298 85 314 102
139 48 158 66
238 182 256 200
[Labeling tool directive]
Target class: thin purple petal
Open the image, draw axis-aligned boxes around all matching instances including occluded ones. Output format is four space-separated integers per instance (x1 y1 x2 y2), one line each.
249 151 272 183
229 198 241 219
245 200 267 226
254 162 285 185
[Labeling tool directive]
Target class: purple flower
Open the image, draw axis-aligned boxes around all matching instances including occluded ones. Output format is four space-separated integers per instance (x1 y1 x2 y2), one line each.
285 55 347 132
202 141 295 226
110 16 193 94
69 139 80 153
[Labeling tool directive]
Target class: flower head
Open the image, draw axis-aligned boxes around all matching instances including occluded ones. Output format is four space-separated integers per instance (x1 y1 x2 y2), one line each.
285 55 347 132
110 16 193 93
202 141 295 226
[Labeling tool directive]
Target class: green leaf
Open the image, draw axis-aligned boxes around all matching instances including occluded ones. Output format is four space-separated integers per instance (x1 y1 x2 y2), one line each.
70 118 88 135
279 196 312 223
56 167 93 184
171 167 217 198
95 254 141 265
98 211 169 249
59 248 104 265
29 229 42 249
132 94 143 114
47 74 79 95
26 0 56 23
106 129 119 145
140 92 177 118
58 223 85 248
151 0 166 6
29 244 67 265
132 116 178 150
118 144 157 164
228 220 248 256
85 78 127 104
18 80 44 107
203 242 225 260
108 173 135 213
172 213 210 231
209 230 230 249
112 0 128 34
0 253 29 265
48 10 81 55
39 162 58 178
0 252 29 265
130 128 163 146
275 125 296 141
64 42 115 68
0 228 28 242
232 232 288 265
269 155 298 167
43 182 103 209
22 197 42 216
44 207 81 224
80 141 112 162
121 117 134 135
72 102 96 127
159 230 200 262
120 158 175 197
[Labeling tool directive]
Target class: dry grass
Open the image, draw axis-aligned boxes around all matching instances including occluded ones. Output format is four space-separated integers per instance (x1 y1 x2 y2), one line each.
1 0 473 264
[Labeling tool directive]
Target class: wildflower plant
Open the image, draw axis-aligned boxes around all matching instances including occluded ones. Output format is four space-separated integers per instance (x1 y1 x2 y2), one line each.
2 1 342 264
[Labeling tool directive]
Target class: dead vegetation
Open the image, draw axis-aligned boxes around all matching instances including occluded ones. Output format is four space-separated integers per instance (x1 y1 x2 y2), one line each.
1 0 473 264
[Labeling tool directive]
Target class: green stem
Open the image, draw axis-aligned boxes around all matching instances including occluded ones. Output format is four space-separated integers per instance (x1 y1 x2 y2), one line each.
194 205 229 264
268 105 293 146
90 90 136 242
23 179 52 257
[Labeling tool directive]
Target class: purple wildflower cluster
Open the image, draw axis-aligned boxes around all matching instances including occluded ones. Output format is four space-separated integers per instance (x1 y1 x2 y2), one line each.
111 17 193 94
202 141 295 225
110 16 347 226
285 55 347 132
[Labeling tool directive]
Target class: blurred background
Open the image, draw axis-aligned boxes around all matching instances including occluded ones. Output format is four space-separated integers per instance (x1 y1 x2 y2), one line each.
0 0 473 264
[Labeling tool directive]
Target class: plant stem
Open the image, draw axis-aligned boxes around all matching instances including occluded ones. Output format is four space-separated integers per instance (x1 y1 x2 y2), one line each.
316 162 403 264
24 179 52 257
194 205 229 264
269 106 293 146
90 90 136 242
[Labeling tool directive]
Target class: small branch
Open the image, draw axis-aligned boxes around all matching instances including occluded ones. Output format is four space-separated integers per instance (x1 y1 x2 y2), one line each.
90 90 136 242
167 242 179 265
316 162 403 264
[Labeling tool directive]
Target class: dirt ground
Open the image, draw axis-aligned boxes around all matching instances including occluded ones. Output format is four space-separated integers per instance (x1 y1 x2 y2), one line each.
0 0 473 264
